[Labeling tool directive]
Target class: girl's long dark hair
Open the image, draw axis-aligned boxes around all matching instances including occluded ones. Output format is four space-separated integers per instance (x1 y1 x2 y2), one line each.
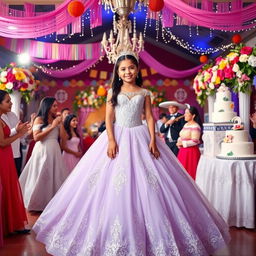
0 90 8 104
110 55 143 106
188 106 203 129
36 97 56 130
64 114 79 140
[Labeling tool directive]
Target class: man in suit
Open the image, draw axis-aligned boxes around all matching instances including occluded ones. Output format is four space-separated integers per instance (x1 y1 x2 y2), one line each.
159 101 186 156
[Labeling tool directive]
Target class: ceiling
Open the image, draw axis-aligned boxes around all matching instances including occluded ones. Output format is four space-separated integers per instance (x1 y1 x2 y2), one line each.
0 0 256 68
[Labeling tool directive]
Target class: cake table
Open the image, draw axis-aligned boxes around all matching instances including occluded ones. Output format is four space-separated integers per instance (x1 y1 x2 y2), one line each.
196 155 256 229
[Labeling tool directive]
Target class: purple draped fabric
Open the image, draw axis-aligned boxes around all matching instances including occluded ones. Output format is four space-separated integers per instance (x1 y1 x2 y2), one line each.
139 51 202 78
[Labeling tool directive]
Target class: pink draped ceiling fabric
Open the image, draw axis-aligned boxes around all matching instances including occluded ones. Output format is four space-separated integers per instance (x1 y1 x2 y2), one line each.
0 0 256 38
164 0 256 31
33 49 202 79
0 0 97 38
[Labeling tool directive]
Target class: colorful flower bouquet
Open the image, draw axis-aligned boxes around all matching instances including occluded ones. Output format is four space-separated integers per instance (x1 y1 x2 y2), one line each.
146 86 167 107
193 44 256 106
73 85 108 111
0 63 37 102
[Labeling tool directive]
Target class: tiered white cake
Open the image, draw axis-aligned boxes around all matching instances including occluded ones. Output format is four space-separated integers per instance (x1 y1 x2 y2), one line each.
212 84 236 123
218 117 256 159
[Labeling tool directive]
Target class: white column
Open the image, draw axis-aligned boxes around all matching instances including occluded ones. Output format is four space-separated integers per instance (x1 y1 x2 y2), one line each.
239 91 250 131
9 91 21 119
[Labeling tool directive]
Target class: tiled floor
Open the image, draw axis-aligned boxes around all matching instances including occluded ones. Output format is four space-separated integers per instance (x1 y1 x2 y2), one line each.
0 212 255 256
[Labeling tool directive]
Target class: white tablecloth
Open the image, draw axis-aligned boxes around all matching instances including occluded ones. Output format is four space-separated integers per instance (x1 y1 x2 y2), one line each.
196 155 256 229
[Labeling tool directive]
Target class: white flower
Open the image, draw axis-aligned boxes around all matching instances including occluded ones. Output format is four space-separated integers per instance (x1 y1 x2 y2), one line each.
236 70 242 78
212 65 218 71
239 54 249 63
0 71 7 77
208 83 215 90
248 55 256 67
211 73 217 83
0 77 7 83
6 82 13 89
232 63 240 72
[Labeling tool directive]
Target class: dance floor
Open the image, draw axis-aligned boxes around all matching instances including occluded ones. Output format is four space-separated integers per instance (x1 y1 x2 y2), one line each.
0 212 255 256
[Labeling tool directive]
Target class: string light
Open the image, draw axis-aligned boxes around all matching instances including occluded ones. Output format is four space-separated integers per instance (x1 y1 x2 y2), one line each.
34 56 105 76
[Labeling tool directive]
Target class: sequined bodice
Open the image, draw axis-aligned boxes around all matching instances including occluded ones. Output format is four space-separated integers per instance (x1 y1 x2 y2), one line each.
110 89 150 128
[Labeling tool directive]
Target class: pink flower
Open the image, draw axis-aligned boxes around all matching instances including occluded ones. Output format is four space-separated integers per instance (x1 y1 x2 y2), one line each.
215 57 223 65
240 46 253 55
217 69 224 80
224 67 234 79
9 62 16 67
6 71 16 82
241 74 250 81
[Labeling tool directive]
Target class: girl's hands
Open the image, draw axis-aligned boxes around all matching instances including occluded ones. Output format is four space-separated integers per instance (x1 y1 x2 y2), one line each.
52 116 62 128
74 151 83 158
107 140 118 159
149 141 160 159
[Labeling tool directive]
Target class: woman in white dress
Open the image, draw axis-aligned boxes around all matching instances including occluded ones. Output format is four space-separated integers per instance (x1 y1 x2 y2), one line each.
19 97 69 211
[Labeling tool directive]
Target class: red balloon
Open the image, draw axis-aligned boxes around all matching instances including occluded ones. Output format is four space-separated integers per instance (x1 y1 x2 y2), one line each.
199 55 208 63
149 0 165 12
232 34 242 44
68 1 85 17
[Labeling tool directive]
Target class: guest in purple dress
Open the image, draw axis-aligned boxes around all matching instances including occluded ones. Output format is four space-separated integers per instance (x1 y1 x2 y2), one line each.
61 114 83 172
33 54 230 256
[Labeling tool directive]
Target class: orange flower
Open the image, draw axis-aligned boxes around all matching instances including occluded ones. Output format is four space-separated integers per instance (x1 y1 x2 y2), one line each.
15 71 26 81
0 83 6 90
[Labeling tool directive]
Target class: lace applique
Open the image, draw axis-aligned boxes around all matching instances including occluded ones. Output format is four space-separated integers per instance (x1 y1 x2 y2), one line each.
113 166 127 194
104 217 128 256
119 89 150 99
88 168 101 191
178 218 205 255
145 167 159 192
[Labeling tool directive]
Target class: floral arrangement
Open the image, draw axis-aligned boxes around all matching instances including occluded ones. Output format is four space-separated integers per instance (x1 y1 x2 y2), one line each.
146 86 167 107
193 44 256 106
73 85 109 111
223 134 234 143
231 116 244 130
0 63 37 102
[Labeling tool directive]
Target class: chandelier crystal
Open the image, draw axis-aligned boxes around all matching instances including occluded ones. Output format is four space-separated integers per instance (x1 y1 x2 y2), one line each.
101 0 147 63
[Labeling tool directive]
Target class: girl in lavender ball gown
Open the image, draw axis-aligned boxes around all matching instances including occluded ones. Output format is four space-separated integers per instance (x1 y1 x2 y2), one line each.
33 54 230 256
61 114 83 172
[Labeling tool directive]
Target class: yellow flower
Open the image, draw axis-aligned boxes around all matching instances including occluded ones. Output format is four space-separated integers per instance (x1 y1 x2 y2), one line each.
203 71 211 82
215 76 221 85
227 52 238 61
20 87 27 91
0 83 6 90
219 60 227 70
15 71 26 81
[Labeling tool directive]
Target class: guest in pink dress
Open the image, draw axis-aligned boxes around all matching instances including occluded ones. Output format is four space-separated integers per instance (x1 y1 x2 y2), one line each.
61 114 83 172
177 106 202 180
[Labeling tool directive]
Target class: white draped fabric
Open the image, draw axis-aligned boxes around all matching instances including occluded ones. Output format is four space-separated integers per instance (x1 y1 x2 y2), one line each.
196 155 256 229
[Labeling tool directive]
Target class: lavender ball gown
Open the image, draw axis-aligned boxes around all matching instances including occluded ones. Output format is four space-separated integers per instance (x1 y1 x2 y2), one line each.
33 89 230 256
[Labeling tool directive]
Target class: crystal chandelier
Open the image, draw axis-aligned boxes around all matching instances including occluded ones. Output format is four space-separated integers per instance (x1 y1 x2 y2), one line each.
101 0 147 63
